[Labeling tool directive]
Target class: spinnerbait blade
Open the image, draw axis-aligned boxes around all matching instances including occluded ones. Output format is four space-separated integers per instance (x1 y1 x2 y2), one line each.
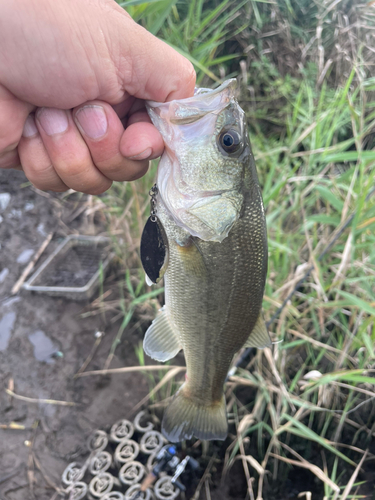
140 185 169 284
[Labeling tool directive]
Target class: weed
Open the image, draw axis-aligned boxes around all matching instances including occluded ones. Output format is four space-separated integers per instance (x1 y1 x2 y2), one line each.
92 1 375 497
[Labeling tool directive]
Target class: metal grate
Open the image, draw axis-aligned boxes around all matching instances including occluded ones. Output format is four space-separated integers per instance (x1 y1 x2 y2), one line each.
23 235 113 300
33 244 107 288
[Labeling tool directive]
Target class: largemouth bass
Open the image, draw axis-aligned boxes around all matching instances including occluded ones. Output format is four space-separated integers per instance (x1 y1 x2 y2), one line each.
142 79 270 442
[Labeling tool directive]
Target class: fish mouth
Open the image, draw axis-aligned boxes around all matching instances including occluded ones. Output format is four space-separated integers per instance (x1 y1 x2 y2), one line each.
146 79 238 128
146 78 237 116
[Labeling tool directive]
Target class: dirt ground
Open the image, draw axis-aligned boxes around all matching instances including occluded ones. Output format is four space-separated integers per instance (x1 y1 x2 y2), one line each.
1 171 252 500
0 170 154 500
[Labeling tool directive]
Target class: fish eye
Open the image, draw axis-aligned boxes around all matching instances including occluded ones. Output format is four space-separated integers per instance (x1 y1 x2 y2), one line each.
218 129 242 154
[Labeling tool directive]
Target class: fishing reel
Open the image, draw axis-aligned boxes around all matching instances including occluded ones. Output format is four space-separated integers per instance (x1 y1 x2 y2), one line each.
129 444 200 500
60 411 199 500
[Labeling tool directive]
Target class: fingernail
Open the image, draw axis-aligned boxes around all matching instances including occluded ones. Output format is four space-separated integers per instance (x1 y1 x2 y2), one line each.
127 148 152 160
22 115 38 138
75 105 108 139
37 108 69 136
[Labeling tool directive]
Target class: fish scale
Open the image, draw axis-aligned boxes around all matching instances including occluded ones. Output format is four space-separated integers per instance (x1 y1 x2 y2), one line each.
142 79 271 442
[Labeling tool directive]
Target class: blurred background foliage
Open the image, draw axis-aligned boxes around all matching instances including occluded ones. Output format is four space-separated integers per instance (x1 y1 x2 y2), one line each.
96 1 375 498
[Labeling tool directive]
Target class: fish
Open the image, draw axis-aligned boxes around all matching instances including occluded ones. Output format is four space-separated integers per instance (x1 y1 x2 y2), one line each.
141 79 270 442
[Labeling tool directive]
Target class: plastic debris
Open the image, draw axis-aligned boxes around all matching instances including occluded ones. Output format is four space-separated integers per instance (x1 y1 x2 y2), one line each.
0 193 11 212
17 249 35 264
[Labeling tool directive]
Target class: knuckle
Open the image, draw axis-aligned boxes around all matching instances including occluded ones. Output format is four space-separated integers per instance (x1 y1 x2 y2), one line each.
31 180 67 192
24 163 68 192
60 161 112 194
0 128 21 154
25 161 54 179
26 174 48 190
0 149 20 169
0 111 24 152
60 152 90 177
94 155 149 182
125 163 149 181
84 180 112 195
63 148 85 166
94 157 121 175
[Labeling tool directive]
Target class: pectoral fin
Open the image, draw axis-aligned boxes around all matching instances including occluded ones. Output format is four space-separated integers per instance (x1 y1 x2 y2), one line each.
143 306 182 362
243 314 271 349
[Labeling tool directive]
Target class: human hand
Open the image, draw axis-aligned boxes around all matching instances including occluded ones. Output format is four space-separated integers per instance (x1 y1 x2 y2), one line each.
0 0 195 193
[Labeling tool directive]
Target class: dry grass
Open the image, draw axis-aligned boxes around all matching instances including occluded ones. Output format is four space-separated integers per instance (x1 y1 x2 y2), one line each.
79 1 375 498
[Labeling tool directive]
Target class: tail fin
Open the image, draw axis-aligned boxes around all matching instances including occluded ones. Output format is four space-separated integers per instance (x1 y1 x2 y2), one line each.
162 385 227 442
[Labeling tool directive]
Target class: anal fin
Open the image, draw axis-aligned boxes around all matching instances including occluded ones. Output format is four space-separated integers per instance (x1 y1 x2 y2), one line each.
243 313 271 349
143 306 182 362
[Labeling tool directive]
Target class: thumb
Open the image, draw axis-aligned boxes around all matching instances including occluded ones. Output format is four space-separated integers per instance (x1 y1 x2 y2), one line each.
113 16 196 102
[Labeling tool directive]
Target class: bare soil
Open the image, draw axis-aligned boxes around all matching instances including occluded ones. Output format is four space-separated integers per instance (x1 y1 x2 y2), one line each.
0 170 151 500
0 171 242 500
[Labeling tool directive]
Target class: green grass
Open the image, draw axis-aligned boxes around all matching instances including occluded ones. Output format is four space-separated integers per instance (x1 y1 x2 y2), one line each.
97 1 375 498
